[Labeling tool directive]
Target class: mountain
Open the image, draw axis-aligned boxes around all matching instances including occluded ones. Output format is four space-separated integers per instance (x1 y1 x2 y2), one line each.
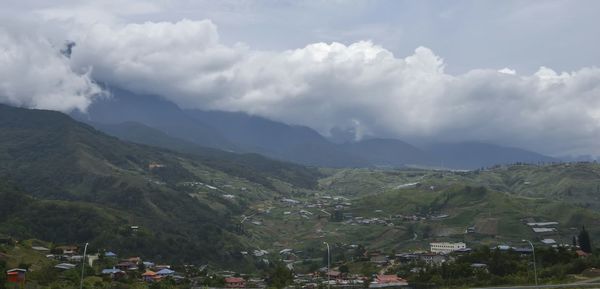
185 109 369 167
91 121 322 189
0 104 320 266
338 138 431 167
72 87 236 150
78 89 367 167
76 88 558 169
425 142 559 169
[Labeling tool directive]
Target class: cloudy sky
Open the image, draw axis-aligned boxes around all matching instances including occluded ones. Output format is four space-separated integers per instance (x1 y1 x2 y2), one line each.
1 0 600 157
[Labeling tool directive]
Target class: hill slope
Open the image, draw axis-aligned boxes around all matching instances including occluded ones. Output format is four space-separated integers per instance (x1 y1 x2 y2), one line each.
0 104 319 266
90 121 322 189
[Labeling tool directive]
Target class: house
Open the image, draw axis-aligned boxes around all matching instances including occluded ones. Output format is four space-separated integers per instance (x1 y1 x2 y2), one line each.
31 246 50 252
430 242 466 253
370 255 389 265
369 275 409 288
541 239 556 245
154 265 172 271
418 253 447 265
68 255 84 262
54 263 76 270
395 253 419 264
532 227 557 233
143 261 155 268
225 277 246 288
452 247 472 254
116 261 138 271
142 270 159 282
55 245 78 255
6 269 27 284
126 256 142 264
526 222 559 227
324 270 342 280
156 268 175 277
105 251 117 258
102 268 126 279
512 247 533 255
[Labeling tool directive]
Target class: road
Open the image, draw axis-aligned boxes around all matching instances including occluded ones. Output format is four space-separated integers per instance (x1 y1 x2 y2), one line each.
472 282 600 289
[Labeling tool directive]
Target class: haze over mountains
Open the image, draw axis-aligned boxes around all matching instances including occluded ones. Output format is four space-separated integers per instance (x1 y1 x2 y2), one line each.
72 88 558 169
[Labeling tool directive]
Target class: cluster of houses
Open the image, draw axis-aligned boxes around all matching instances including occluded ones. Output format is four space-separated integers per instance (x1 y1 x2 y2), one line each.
281 195 352 211
521 219 578 247
276 194 453 228
27 245 184 284
526 220 559 234
100 253 183 283
292 271 408 289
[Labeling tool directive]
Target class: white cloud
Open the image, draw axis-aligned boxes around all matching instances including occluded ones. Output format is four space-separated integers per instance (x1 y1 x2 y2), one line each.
1 14 600 157
498 68 516 75
0 26 102 112
67 19 600 156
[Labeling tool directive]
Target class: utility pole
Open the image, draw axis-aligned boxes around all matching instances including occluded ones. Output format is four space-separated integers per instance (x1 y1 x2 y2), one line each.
522 239 538 288
80 242 89 289
323 241 331 289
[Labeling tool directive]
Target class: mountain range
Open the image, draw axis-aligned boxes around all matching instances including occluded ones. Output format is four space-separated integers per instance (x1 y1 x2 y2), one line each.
73 88 558 169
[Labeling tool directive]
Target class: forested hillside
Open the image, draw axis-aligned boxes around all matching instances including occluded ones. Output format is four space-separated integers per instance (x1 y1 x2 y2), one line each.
0 104 321 266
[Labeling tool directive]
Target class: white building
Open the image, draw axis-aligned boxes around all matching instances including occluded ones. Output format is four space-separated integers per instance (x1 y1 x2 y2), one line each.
430 242 467 253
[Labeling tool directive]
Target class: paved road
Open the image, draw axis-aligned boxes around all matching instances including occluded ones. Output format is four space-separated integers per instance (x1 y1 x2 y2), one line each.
472 282 600 289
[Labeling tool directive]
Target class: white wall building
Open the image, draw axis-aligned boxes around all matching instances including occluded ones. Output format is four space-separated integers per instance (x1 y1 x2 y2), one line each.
430 242 467 253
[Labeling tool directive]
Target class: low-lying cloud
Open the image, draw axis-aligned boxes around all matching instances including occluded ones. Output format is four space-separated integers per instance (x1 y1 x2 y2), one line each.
1 18 600 157
0 26 102 112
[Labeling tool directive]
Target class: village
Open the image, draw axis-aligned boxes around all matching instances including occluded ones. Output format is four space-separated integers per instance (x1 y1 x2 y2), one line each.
3 228 595 289
2 172 598 289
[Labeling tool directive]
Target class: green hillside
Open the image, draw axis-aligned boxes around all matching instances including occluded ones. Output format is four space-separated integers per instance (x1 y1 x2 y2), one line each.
256 166 600 253
0 104 322 267
91 121 322 189
461 163 600 208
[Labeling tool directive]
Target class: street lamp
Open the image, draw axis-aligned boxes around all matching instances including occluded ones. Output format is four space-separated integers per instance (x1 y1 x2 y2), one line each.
323 242 330 289
80 242 89 289
522 239 538 288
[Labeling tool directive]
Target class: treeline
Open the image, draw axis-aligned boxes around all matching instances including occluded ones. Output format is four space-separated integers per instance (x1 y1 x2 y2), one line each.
392 246 600 288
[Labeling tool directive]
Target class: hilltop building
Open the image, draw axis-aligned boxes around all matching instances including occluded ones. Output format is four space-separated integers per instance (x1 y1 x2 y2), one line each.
430 242 467 253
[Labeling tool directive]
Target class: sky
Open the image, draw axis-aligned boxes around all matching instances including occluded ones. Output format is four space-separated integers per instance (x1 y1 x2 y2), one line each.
1 0 600 157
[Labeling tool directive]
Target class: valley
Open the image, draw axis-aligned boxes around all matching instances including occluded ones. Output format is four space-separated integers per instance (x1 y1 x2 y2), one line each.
1 104 600 289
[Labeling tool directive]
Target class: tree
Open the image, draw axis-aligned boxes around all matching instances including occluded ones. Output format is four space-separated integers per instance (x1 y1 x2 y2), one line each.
339 264 349 275
578 226 593 253
268 263 293 289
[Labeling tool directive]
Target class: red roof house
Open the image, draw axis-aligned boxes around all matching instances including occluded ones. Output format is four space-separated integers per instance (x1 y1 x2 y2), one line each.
6 269 27 284
369 275 409 288
225 277 246 288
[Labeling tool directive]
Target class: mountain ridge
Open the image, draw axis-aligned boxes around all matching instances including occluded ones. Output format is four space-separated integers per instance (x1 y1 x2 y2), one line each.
71 88 557 169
